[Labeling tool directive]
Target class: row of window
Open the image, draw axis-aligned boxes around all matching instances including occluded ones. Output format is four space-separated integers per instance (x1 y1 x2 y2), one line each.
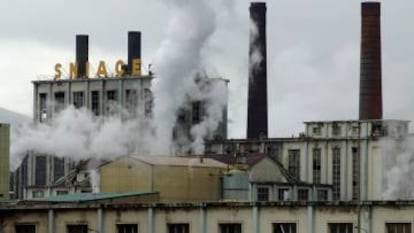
256 186 329 202
38 88 152 120
15 222 412 233
311 124 360 137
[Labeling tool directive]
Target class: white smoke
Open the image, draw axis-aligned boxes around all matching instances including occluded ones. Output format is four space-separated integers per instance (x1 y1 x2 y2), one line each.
190 76 228 154
382 135 414 199
10 0 232 170
10 105 155 170
151 0 217 155
249 18 263 80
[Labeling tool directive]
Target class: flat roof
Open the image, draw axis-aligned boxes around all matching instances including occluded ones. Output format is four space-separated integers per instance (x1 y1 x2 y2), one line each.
24 192 157 203
128 155 228 168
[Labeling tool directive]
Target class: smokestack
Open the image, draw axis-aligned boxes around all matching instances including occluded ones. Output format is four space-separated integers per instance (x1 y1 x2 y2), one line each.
76 35 88 78
128 31 142 75
247 2 268 139
359 2 382 120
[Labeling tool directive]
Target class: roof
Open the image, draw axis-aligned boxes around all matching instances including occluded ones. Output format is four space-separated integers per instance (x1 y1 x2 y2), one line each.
127 155 228 168
205 153 265 168
25 192 157 203
304 119 410 124
33 75 153 84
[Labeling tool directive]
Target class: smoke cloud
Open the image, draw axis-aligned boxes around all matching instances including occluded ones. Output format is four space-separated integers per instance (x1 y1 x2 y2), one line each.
151 0 217 155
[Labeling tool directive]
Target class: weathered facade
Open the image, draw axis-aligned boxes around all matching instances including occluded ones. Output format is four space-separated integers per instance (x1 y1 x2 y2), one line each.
2 201 414 233
0 123 9 200
207 119 410 202
99 156 227 202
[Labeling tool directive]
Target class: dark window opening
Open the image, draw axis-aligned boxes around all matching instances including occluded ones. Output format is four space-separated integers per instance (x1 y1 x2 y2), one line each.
54 92 65 113
15 224 36 233
168 223 189 233
298 189 309 201
257 186 270 201
288 149 300 180
219 223 241 233
35 156 47 186
386 223 412 233
273 223 296 233
39 93 47 122
91 91 100 116
54 157 65 182
328 223 353 233
72 91 84 108
67 224 88 233
332 147 341 200
117 224 138 233
313 148 321 184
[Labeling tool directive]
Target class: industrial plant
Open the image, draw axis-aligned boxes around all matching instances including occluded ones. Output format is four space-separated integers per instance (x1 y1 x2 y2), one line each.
1 1 414 233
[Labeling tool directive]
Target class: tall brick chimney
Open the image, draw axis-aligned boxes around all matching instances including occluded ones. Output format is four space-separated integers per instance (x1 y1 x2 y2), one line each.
247 2 268 139
359 2 382 120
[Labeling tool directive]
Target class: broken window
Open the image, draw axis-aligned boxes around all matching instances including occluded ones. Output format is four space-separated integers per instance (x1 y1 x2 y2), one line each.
386 223 412 233
273 223 296 233
352 147 360 200
288 149 300 180
54 91 65 113
298 189 309 201
67 224 88 233
257 186 270 201
39 93 47 122
313 148 321 184
125 89 139 117
15 224 36 233
332 147 341 200
54 157 65 182
91 91 100 116
332 123 341 136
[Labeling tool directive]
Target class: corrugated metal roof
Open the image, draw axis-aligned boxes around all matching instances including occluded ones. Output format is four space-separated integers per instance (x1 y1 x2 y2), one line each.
129 155 228 168
28 192 156 203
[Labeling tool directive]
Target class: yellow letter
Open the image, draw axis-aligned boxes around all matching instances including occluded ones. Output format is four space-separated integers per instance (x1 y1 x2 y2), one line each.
54 63 62 79
96 61 108 77
85 62 90 78
115 60 125 77
69 62 78 79
132 58 141 76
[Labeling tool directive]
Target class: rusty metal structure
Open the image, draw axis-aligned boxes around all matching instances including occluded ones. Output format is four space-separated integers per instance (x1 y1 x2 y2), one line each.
75 35 89 78
247 2 268 139
359 2 382 120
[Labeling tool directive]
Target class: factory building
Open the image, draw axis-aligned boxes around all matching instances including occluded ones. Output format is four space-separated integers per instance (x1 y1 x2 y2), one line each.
12 30 228 199
0 123 10 200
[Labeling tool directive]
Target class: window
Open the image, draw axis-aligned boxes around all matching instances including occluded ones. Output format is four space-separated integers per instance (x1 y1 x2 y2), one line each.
91 91 100 116
73 91 84 108
328 223 353 233
352 126 359 135
278 188 290 201
54 157 65 182
386 223 412 233
273 223 296 233
56 190 69 195
125 89 138 117
332 147 341 200
192 101 202 124
257 186 270 201
35 156 47 186
313 126 321 135
54 92 65 113
317 189 328 201
219 223 241 233
288 149 300 180
15 224 36 233
67 224 88 233
144 88 153 117
298 189 309 201
352 147 360 200
39 93 47 122
168 223 189 233
332 123 341 136
32 190 44 198
106 90 118 114
106 90 118 101
118 224 138 233
313 148 321 184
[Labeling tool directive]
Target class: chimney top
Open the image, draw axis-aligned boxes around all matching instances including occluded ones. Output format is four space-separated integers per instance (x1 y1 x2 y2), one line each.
362 2 380 16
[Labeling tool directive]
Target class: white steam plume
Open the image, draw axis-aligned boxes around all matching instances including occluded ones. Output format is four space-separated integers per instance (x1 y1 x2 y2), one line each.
249 18 263 79
190 77 228 154
151 0 217 155
10 105 155 170
382 135 414 199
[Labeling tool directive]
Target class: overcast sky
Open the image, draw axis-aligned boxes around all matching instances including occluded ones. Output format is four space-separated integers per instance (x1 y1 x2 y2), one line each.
0 0 413 138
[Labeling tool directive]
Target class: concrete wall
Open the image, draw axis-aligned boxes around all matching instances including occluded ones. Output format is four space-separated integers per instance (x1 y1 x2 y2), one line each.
100 158 223 202
0 124 9 200
3 202 414 233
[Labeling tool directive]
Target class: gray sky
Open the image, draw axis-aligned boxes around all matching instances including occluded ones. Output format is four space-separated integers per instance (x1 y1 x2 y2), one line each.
0 0 413 138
